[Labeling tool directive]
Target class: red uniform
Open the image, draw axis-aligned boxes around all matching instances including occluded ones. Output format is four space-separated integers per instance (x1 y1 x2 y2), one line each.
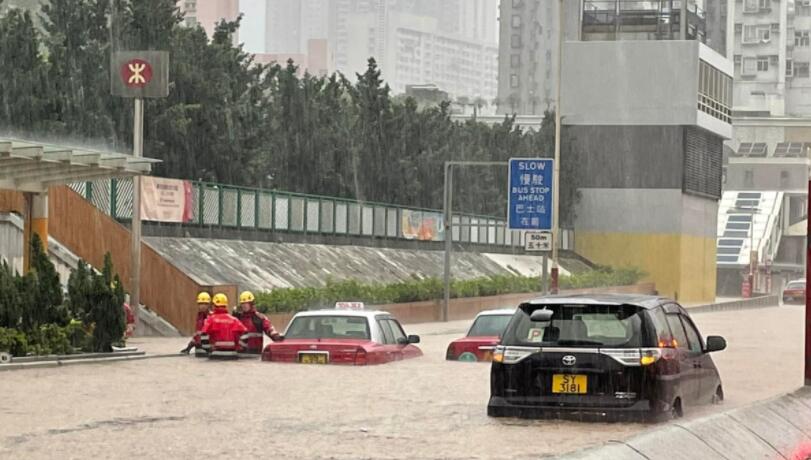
192 311 210 356
201 308 247 359
236 308 281 354
124 303 135 338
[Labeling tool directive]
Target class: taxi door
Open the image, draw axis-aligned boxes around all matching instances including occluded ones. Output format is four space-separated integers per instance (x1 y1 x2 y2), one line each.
375 317 402 362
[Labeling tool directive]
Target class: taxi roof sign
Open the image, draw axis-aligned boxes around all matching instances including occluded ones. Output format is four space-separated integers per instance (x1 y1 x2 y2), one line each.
335 302 365 310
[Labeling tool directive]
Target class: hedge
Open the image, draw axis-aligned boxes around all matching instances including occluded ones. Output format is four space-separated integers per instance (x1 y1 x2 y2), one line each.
255 266 645 314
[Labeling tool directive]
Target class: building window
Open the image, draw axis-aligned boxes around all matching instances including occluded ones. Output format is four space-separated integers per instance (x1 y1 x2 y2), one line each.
510 54 521 68
511 15 521 28
510 74 519 88
787 59 794 78
743 25 770 43
698 60 732 123
742 57 758 75
799 5 811 16
775 142 809 157
757 56 769 71
796 31 810 47
744 170 754 188
743 0 770 13
511 34 522 48
512 0 523 7
796 62 811 78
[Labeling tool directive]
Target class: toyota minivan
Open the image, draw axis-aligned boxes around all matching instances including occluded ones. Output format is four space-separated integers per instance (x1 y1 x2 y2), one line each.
487 294 727 421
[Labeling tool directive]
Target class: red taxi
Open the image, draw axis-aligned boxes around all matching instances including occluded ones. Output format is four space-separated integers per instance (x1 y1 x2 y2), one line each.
261 303 422 365
446 309 514 362
783 279 806 304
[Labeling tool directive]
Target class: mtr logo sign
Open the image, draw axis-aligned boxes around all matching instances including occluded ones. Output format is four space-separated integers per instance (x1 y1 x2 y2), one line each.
121 59 153 88
111 51 169 98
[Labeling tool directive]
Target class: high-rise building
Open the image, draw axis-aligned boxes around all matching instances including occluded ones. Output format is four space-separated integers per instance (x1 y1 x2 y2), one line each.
727 0 811 116
344 10 498 100
497 0 723 115
177 0 239 40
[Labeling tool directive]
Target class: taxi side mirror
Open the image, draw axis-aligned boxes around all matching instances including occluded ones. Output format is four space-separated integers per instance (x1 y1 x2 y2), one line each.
408 335 420 344
705 335 726 353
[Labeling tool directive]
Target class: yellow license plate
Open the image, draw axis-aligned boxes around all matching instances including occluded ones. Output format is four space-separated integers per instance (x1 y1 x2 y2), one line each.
552 374 587 394
299 353 328 364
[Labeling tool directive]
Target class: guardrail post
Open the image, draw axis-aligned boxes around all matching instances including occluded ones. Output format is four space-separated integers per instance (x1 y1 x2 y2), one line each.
303 198 308 233
254 189 260 229
333 199 338 236
287 193 292 232
217 186 223 226
236 188 242 228
110 178 118 219
270 191 276 230
85 181 92 201
197 182 204 225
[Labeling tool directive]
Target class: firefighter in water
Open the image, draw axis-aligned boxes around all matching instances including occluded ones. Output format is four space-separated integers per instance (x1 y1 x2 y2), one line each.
235 291 282 354
181 292 213 356
200 293 247 360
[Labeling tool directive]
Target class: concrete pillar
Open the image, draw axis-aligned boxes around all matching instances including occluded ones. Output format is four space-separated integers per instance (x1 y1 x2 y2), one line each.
22 192 48 272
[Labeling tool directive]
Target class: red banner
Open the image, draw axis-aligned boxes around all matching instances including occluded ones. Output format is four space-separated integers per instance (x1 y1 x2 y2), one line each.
140 176 193 223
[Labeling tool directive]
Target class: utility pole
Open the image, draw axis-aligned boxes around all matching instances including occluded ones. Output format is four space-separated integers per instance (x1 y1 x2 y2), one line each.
131 97 143 332
551 0 564 293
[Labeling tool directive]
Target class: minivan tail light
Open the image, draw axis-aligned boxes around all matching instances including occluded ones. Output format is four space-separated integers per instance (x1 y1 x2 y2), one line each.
600 348 663 366
495 346 536 364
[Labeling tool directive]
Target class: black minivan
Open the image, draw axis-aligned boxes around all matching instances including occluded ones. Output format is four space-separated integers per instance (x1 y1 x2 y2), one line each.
488 294 727 421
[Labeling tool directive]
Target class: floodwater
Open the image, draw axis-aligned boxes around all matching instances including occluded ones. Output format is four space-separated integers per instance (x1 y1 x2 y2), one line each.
0 304 803 459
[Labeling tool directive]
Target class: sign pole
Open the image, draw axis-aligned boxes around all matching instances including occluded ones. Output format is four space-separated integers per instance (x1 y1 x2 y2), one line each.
551 0 564 294
542 254 549 295
805 179 810 385
442 162 453 322
131 97 144 333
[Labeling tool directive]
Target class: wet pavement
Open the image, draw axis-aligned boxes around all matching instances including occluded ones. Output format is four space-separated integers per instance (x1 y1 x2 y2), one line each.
0 304 803 459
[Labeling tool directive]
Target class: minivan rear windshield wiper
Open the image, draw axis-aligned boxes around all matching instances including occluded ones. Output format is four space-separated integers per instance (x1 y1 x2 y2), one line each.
553 339 604 346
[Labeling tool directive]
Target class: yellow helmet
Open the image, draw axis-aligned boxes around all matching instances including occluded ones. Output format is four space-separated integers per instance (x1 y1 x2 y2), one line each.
239 291 255 304
212 293 228 308
196 292 212 304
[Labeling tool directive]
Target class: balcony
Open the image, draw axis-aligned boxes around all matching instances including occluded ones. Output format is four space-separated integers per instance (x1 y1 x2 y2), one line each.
582 0 706 42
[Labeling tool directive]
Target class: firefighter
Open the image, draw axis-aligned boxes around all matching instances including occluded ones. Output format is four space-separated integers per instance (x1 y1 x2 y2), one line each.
181 292 213 356
200 293 246 360
235 291 282 354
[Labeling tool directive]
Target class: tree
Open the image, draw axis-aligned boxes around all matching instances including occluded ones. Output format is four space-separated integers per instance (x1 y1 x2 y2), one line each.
66 260 93 323
40 0 115 140
0 261 21 329
29 233 67 327
88 253 125 352
0 6 50 134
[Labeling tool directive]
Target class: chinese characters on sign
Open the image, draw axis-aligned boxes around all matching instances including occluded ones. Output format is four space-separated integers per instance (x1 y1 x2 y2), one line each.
508 158 553 230
140 177 193 223
524 231 552 252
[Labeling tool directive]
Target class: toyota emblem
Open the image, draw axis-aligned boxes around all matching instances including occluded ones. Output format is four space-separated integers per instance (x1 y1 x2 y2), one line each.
562 355 576 366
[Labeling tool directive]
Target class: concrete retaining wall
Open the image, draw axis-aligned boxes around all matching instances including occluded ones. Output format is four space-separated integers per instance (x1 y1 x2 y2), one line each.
687 294 781 314
560 387 811 460
265 282 657 331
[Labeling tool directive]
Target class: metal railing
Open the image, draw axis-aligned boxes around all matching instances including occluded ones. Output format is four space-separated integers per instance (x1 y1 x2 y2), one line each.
69 178 576 249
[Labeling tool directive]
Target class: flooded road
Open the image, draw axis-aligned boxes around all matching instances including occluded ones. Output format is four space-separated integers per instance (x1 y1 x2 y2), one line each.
0 304 802 459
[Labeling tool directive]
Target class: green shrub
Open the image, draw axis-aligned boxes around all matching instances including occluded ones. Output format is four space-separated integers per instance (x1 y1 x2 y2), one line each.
27 323 72 356
255 267 645 314
0 327 28 356
0 261 21 329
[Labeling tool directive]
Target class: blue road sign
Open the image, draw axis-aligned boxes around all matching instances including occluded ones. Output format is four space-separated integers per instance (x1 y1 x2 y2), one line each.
508 158 553 230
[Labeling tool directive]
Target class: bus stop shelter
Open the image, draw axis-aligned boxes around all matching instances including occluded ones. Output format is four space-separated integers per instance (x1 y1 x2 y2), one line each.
0 138 158 271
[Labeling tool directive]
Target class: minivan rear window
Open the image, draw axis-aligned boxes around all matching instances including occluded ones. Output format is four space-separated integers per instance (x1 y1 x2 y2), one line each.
503 303 645 348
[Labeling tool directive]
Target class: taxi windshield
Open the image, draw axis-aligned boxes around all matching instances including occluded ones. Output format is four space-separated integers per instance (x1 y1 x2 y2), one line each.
503 304 645 348
787 281 806 290
467 314 513 337
285 315 371 340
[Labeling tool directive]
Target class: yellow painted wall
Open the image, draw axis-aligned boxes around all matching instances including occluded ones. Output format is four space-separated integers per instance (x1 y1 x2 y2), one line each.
576 231 716 303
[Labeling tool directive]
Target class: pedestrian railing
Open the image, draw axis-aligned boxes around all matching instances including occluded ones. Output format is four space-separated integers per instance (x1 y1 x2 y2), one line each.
69 178 575 250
